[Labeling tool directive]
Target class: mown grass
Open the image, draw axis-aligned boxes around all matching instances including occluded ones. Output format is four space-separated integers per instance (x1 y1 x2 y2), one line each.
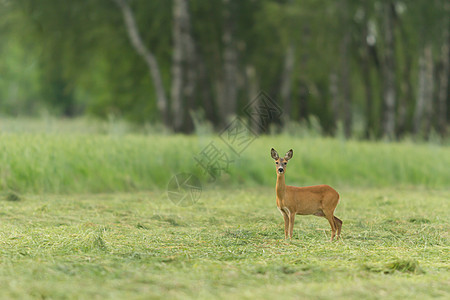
0 187 448 299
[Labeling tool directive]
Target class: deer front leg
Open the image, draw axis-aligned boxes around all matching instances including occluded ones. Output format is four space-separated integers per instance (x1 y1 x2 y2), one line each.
288 211 296 239
283 213 289 239
278 208 289 239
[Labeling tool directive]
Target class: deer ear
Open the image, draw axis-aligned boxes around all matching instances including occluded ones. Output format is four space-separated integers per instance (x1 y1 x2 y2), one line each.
271 148 279 160
284 149 293 160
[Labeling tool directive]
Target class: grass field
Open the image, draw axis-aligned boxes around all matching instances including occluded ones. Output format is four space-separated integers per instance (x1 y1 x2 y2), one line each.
1 128 449 194
0 118 449 299
0 187 448 299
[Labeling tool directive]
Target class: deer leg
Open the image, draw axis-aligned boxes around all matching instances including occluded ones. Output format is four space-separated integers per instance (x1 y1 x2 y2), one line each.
324 212 337 241
278 208 289 239
283 213 289 239
334 216 343 239
288 211 296 239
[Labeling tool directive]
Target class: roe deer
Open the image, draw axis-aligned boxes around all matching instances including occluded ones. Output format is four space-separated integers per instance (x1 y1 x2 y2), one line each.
271 148 342 241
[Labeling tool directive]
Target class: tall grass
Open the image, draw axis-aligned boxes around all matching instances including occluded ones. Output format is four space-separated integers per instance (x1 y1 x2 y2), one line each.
0 126 448 193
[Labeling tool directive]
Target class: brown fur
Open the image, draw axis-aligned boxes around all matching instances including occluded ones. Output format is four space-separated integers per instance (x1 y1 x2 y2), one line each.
271 148 342 241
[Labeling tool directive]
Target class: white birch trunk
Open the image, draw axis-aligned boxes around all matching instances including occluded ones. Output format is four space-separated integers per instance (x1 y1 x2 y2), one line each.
113 0 169 126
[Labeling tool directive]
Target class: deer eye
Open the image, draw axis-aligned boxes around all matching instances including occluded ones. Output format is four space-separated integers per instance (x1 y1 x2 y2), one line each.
284 162 287 165
275 162 278 164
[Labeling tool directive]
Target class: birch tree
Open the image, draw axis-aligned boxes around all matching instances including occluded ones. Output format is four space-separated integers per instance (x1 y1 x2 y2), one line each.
113 0 169 127
381 1 397 139
171 0 197 132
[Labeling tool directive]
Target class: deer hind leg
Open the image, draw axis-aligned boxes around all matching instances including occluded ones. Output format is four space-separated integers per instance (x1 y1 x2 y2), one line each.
334 216 343 239
323 211 337 241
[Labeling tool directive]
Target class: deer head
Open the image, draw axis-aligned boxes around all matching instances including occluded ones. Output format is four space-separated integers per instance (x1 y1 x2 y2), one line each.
271 148 293 174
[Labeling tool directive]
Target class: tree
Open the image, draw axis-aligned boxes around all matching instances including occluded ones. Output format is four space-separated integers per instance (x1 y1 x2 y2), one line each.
437 7 449 137
381 1 397 139
220 0 238 124
2 0 448 140
396 11 414 138
413 44 434 137
113 0 169 127
358 2 376 138
280 44 295 123
171 0 197 132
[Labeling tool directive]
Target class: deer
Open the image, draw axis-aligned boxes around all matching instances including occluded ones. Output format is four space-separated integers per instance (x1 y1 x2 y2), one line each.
271 148 342 241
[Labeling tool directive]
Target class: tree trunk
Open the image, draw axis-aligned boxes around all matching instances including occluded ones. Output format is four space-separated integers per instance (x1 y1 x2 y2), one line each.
381 2 397 139
397 59 413 137
180 0 197 133
397 46 413 137
340 30 352 138
297 25 311 123
215 79 226 126
438 23 449 137
423 45 434 138
113 0 169 126
171 0 197 133
414 44 434 138
197 53 216 125
329 71 340 134
245 65 260 134
170 0 184 131
298 81 309 122
221 0 238 124
361 34 374 138
280 44 295 122
360 3 375 139
396 11 414 138
414 48 427 136
333 0 352 138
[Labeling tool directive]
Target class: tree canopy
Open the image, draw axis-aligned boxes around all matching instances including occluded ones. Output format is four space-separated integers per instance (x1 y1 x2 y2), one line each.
0 0 448 139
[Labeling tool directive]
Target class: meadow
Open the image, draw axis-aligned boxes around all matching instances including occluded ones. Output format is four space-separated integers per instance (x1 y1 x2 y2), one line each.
1 118 449 194
0 118 449 299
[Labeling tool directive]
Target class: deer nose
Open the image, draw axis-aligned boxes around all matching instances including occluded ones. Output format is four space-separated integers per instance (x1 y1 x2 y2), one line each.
278 168 284 173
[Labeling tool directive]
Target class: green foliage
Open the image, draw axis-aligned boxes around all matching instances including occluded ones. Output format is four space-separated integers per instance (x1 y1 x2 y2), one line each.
1 0 448 137
0 3 43 116
1 0 172 121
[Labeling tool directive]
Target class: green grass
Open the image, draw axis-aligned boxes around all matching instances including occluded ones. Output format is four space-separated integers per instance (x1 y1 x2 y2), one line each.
0 132 449 194
0 119 448 298
0 187 448 299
